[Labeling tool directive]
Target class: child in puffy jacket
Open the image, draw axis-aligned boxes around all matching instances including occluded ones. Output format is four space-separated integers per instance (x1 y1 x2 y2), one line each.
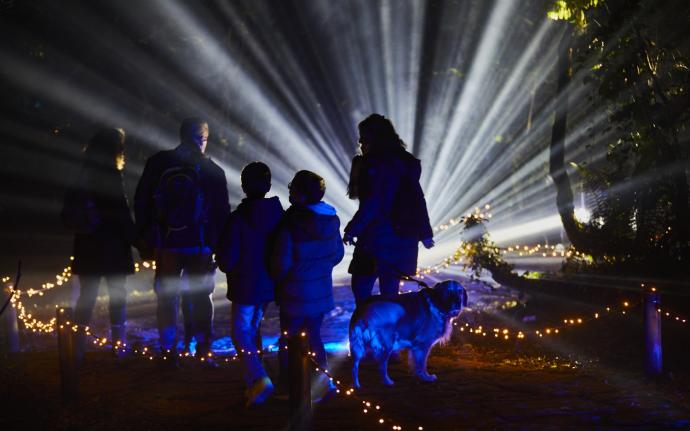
271 170 344 400
217 162 283 407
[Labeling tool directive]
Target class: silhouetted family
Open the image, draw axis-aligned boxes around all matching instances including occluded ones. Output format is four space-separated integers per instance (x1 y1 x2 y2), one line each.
62 114 434 406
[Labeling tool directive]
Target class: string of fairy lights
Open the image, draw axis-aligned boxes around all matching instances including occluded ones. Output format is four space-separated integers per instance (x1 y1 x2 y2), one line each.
2 254 689 341
305 349 422 431
37 286 684 431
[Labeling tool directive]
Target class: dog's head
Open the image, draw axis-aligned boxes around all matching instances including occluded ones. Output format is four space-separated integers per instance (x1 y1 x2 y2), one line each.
429 280 468 318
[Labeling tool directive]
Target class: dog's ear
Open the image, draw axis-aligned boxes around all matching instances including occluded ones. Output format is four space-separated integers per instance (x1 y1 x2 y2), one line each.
461 287 468 307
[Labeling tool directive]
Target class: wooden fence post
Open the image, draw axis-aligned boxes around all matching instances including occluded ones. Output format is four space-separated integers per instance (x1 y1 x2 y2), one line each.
57 307 79 402
289 332 312 431
1 286 20 356
644 288 662 376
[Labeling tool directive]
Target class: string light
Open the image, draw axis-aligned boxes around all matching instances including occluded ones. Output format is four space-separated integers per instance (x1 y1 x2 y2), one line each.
306 354 414 431
1 259 158 334
454 299 639 343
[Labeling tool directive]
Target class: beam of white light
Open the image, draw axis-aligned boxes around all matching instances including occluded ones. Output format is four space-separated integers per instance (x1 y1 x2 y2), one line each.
424 1 517 200
0 0 635 264
490 214 564 244
149 0 353 215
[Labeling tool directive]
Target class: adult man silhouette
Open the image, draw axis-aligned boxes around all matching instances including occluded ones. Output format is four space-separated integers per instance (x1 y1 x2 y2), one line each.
134 118 230 364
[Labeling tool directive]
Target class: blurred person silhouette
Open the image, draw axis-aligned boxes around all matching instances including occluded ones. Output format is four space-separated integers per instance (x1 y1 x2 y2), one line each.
61 128 135 360
344 114 434 305
134 117 230 367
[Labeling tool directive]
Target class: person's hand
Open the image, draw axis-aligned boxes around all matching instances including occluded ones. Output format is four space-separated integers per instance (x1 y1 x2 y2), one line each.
343 232 356 246
422 237 435 249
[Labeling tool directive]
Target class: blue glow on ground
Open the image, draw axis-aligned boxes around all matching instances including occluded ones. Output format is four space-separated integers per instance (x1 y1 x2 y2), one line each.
323 340 351 354
206 336 350 356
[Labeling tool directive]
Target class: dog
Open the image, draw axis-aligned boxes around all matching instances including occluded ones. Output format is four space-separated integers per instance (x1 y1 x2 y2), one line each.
349 280 468 388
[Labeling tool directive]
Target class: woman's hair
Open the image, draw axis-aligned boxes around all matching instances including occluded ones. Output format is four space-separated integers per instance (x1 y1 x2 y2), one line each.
241 161 271 198
357 113 406 154
290 170 326 204
83 128 125 170
347 155 364 200
348 114 405 199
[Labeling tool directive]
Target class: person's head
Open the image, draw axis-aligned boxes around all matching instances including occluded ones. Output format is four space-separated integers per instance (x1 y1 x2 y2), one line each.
180 117 209 153
84 128 126 171
288 170 325 205
241 161 272 199
357 113 405 156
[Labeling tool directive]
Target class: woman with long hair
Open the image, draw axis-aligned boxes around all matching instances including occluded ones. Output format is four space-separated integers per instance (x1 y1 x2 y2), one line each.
62 128 135 355
344 114 434 305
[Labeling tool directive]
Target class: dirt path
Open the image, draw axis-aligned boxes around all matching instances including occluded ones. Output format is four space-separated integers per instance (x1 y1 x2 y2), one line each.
4 276 690 430
3 332 690 431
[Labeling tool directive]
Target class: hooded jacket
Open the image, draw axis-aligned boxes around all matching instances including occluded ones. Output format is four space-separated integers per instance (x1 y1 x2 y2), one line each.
217 196 284 304
271 202 344 317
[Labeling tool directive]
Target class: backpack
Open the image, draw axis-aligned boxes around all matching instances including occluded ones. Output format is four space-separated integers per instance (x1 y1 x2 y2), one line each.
61 184 100 235
153 163 206 243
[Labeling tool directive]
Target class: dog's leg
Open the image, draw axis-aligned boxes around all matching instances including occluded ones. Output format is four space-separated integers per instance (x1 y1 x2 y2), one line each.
410 345 437 382
352 355 362 389
350 322 367 389
377 350 395 386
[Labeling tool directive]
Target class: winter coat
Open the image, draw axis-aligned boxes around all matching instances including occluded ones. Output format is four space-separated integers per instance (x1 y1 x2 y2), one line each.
271 202 344 317
66 165 135 275
344 149 433 276
134 143 230 254
217 196 284 304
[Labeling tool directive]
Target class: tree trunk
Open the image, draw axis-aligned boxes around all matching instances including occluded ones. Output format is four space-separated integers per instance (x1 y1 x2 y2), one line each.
549 26 585 249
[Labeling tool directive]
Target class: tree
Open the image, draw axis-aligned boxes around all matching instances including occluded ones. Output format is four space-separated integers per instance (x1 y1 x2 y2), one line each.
547 0 690 275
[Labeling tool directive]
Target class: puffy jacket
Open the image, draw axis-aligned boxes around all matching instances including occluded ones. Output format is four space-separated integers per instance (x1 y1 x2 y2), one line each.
271 202 344 317
217 196 284 304
67 165 135 275
134 143 230 253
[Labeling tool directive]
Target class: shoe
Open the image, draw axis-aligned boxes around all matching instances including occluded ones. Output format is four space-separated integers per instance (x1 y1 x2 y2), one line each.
311 374 337 404
246 377 275 407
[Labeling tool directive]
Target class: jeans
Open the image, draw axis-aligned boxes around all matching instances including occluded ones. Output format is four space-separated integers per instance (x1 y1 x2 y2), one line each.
154 249 215 355
278 312 327 383
351 266 400 306
74 274 127 341
231 302 269 386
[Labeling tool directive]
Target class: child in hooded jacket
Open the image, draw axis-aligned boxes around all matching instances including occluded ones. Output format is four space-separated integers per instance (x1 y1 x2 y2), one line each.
271 170 344 398
217 162 283 406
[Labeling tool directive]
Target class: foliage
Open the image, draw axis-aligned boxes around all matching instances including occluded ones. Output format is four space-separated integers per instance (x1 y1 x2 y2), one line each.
460 213 514 281
549 0 690 276
547 0 602 29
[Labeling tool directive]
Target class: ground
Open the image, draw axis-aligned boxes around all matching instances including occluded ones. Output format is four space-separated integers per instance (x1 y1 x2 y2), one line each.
2 270 690 430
